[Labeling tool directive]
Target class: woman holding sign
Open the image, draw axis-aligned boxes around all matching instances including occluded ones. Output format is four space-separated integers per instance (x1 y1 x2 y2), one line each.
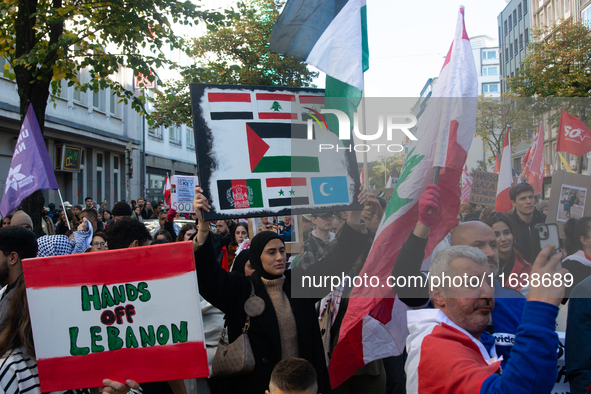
192 186 370 394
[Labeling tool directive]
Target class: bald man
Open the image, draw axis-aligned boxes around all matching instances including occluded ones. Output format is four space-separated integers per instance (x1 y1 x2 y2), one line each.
392 186 525 366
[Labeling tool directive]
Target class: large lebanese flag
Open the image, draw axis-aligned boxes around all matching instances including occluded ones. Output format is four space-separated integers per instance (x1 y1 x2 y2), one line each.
495 127 513 212
328 7 478 388
521 122 544 195
557 109 591 157
23 242 209 392
164 173 171 206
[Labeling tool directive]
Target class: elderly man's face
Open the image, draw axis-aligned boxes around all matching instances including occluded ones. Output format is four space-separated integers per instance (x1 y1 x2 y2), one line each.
432 257 495 340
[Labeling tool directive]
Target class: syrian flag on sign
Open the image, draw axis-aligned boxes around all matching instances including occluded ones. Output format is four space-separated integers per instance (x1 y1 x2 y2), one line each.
328 7 478 388
164 174 171 206
495 127 514 212
0 105 58 218
521 122 544 195
557 109 591 157
461 165 472 203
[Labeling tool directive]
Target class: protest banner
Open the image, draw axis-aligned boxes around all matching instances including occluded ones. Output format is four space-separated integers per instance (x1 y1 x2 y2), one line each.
23 242 209 392
547 171 591 238
189 83 362 221
171 175 199 213
468 171 498 207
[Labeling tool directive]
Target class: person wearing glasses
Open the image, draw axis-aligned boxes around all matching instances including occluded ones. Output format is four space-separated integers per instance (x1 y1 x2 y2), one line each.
89 232 108 252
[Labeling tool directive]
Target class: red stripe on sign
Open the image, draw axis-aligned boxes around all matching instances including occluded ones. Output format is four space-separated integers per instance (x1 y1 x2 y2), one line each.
256 93 295 101
259 113 297 120
266 178 307 187
23 242 195 289
299 95 324 104
37 342 209 393
208 92 251 102
230 179 250 209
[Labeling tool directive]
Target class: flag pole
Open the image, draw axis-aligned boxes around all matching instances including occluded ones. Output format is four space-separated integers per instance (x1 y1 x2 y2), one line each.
361 76 368 191
57 188 71 230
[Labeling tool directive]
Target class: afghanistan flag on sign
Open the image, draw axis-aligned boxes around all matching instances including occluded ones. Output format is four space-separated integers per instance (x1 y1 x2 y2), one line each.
217 179 264 210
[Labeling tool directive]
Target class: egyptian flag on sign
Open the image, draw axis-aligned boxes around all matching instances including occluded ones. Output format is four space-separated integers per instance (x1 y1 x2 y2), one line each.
217 179 264 210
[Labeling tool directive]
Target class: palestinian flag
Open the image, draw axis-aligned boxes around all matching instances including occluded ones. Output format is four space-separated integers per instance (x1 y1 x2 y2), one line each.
328 7 477 388
246 122 319 173
266 178 309 207
217 179 264 210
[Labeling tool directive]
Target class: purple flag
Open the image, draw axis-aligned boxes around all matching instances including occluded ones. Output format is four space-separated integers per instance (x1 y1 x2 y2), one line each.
0 105 58 218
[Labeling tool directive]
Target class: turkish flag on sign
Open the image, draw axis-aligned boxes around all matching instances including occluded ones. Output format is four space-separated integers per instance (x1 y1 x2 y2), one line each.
557 109 591 156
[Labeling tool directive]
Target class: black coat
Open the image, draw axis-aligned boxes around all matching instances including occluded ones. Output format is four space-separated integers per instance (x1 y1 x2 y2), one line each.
194 222 368 394
506 209 546 264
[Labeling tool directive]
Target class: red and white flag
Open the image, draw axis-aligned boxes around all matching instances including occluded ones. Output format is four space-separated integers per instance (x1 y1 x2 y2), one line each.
495 127 513 213
328 7 478 388
461 165 472 203
521 122 544 195
164 173 171 206
557 109 591 157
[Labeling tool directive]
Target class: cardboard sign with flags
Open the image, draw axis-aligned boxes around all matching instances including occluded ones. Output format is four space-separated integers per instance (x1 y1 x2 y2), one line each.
23 242 209 392
328 7 478 388
0 105 58 218
190 84 361 220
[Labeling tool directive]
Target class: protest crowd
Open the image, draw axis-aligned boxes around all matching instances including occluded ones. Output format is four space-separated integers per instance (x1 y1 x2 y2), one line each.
0 177 590 394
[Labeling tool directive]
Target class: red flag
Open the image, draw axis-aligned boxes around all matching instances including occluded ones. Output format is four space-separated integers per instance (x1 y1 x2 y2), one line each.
521 144 532 169
495 127 513 213
521 122 544 195
494 153 500 174
461 165 472 203
163 173 171 206
557 109 591 156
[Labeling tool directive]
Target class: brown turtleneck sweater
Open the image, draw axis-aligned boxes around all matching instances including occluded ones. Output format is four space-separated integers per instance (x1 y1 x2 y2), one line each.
261 276 299 359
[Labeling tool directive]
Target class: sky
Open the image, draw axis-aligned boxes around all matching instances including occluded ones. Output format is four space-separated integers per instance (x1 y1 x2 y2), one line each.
314 0 510 97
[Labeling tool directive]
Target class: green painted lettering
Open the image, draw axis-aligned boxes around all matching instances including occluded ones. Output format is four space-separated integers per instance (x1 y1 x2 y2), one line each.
107 327 123 351
171 322 188 343
112 285 126 305
156 325 169 345
81 285 101 311
90 326 104 353
126 284 138 301
140 326 156 347
125 327 139 348
69 327 90 356
138 282 151 302
101 285 115 309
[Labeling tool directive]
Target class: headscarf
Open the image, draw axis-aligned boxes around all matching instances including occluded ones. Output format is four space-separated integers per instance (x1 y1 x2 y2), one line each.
249 231 284 280
232 249 251 276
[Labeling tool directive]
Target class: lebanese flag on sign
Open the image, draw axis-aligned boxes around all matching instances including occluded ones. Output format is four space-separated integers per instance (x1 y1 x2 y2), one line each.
461 165 472 203
557 109 591 156
495 127 514 213
164 173 171 206
328 7 478 388
521 122 544 195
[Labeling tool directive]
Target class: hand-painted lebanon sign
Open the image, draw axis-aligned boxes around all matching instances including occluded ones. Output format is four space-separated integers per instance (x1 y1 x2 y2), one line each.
190 83 362 220
23 242 208 392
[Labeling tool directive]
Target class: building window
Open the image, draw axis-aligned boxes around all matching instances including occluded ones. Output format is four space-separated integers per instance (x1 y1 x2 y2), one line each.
514 39 518 55
505 48 509 62
169 125 181 145
483 83 500 93
510 43 514 58
518 3 523 19
519 34 524 50
93 89 106 112
73 70 87 106
186 127 195 149
525 28 529 45
583 5 591 24
556 0 561 17
516 67 520 75
565 0 570 13
482 50 497 60
513 10 517 25
524 0 528 14
77 150 86 205
148 125 163 139
509 15 513 30
504 20 508 35
513 157 522 174
548 5 552 23
113 156 120 202
96 152 104 203
482 66 498 76
511 71 515 78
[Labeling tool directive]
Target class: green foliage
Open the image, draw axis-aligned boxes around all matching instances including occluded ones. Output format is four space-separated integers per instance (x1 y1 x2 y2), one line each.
149 0 319 128
475 94 535 155
0 0 223 121
367 154 403 190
